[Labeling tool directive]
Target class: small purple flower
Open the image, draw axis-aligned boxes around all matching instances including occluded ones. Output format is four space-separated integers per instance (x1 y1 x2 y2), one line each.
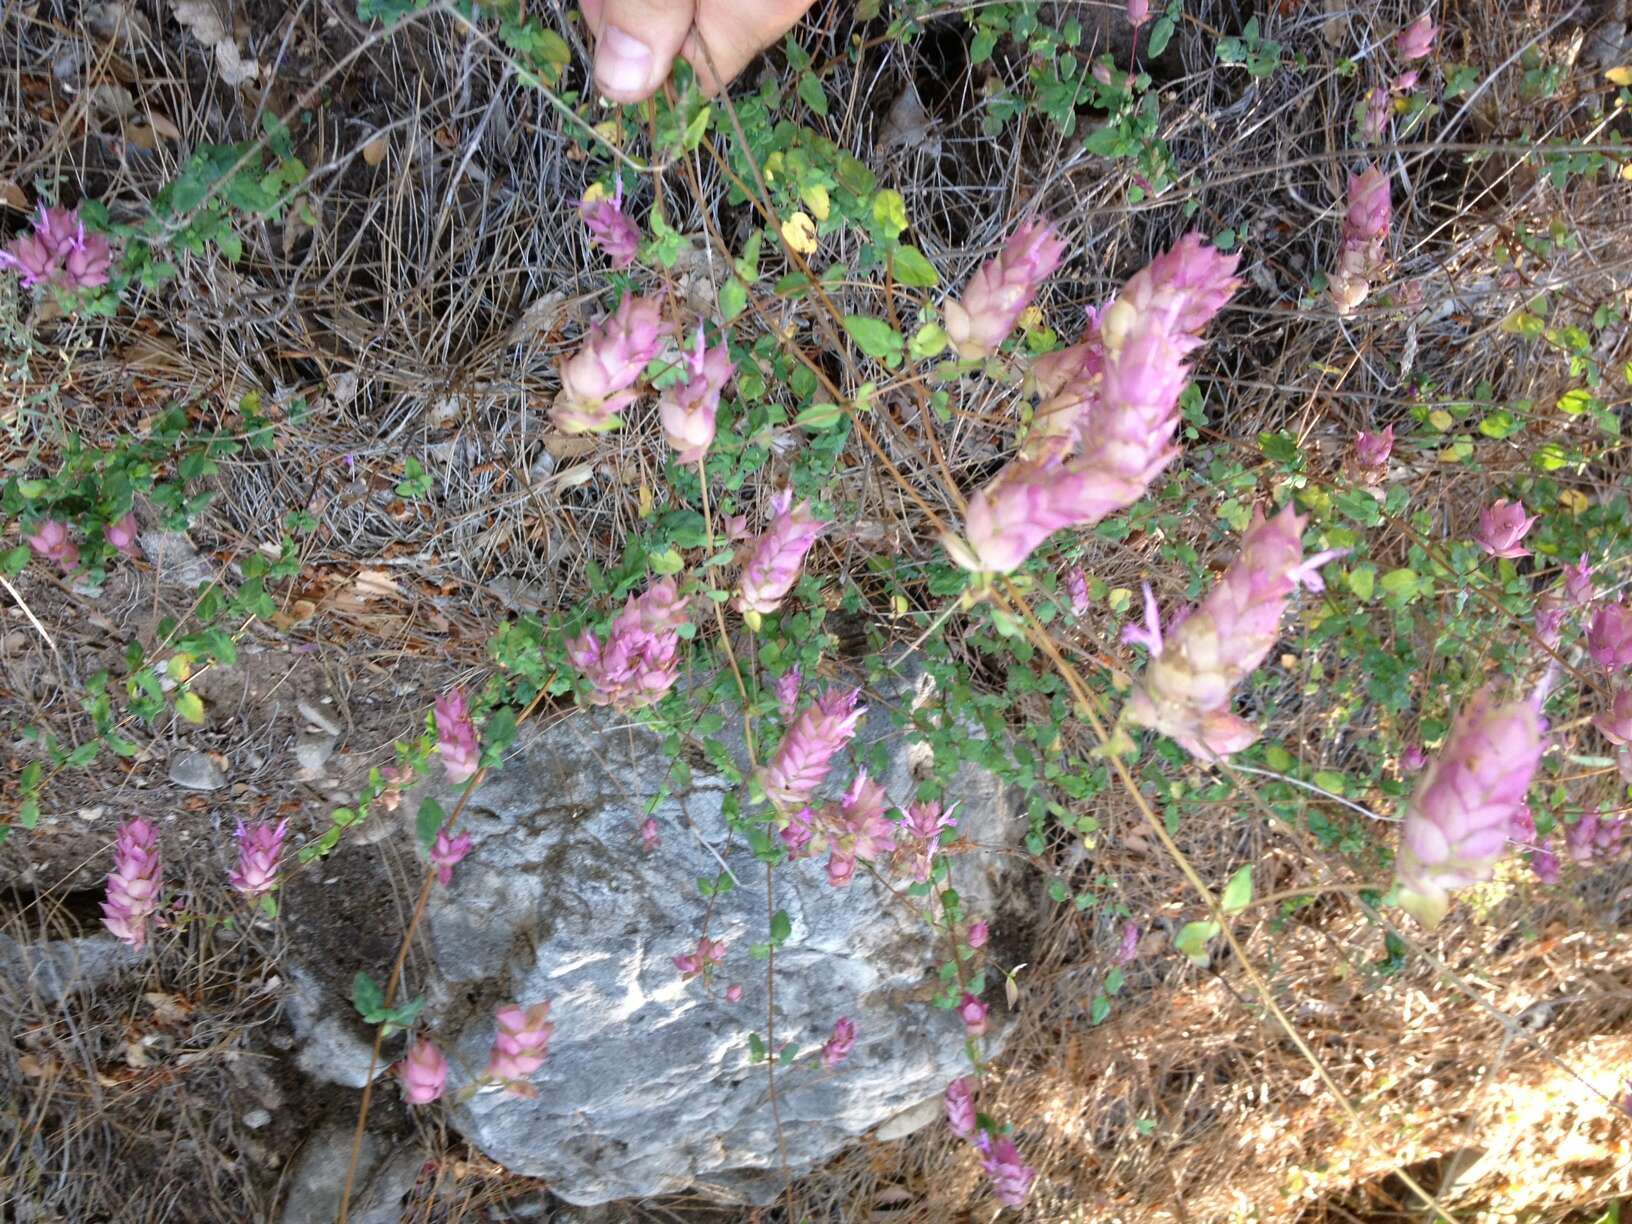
1400 743 1429 773
975 1133 1038 1208
780 807 816 858
1395 13 1437 61
1 204 113 293
674 936 726 981
26 519 79 571
775 667 802 721
1475 499 1537 559
434 688 480 783
1565 812 1626 863
819 1017 856 1069
966 921 989 950
638 817 660 853
1535 593 1566 650
430 827 473 886
825 852 856 888
1354 425 1394 472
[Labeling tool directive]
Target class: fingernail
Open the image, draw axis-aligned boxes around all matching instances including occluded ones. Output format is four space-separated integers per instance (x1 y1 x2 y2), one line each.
596 26 653 97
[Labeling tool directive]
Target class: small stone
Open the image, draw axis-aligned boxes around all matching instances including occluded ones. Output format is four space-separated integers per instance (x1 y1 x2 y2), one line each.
243 1108 271 1129
294 732 337 775
297 698 342 736
169 750 226 791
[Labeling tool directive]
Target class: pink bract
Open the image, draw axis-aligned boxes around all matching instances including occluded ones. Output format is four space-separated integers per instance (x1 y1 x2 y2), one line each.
485 1001 554 1094
580 182 640 270
1587 602 1632 670
434 688 480 783
551 294 667 434
106 512 140 558
1330 166 1391 315
1395 13 1437 61
101 818 161 950
431 827 473 886
759 686 864 810
26 519 80 571
957 991 989 1036
399 1038 449 1105
944 219 1066 359
229 819 287 899
1475 499 1537 559
975 1133 1038 1209
1 205 113 293
567 577 691 711
819 1017 856 1069
735 491 826 617
944 1076 977 1138
659 332 731 464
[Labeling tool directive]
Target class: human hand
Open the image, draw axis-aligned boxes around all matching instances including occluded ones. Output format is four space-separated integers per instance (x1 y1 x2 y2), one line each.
580 0 818 103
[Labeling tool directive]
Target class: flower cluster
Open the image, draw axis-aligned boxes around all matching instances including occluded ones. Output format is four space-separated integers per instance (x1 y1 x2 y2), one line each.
659 330 732 464
1351 426 1394 482
941 1077 1037 1208
579 181 640 270
1588 602 1632 670
673 935 727 981
1565 812 1627 864
1393 687 1544 927
1396 13 1437 61
26 520 80 571
1121 504 1343 760
1475 499 1537 559
229 819 287 900
890 799 957 883
550 293 667 434
434 688 480 784
431 827 473 886
944 220 1067 359
567 578 691 711
398 1038 449 1106
759 686 864 810
948 232 1240 575
1329 166 1391 314
101 819 162 949
485 1001 554 1096
735 491 826 619
1 205 113 293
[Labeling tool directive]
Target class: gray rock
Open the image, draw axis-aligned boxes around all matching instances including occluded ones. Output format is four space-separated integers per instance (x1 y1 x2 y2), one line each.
0 933 140 1002
140 530 217 589
279 1122 419 1224
873 1094 943 1142
168 750 226 791
283 966 386 1088
421 698 1017 1206
294 732 338 775
297 698 343 737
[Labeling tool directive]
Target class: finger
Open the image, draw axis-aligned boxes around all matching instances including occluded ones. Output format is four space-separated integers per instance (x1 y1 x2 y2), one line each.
581 0 695 103
683 0 815 95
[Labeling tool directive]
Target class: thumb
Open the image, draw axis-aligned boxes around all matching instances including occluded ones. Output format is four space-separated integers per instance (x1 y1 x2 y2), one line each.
581 0 695 103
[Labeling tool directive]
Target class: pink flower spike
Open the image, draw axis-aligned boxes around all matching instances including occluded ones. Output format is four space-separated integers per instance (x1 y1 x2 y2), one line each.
1401 743 1428 773
1066 566 1090 615
485 1001 554 1094
434 688 480 784
819 1017 856 1069
1354 425 1394 472
975 1133 1038 1209
658 336 731 464
102 819 161 949
944 1077 977 1139
1361 86 1391 144
825 852 856 888
957 991 990 1037
1535 594 1566 650
944 219 1067 359
1395 13 1437 61
724 983 743 1004
1330 167 1391 315
780 806 816 858
1565 812 1626 863
106 512 140 558
1116 922 1140 964
1564 554 1594 606
1529 842 1560 884
759 686 864 810
2 205 112 292
735 493 826 618
1475 499 1537 559
229 819 287 900
966 921 989 949
775 667 802 721
674 936 726 981
1124 504 1337 761
1393 69 1421 92
1588 603 1632 670
26 519 79 571
1121 583 1166 656
430 827 473 886
1126 0 1150 27
398 1038 449 1106
580 182 641 270
638 817 661 853
1394 688 1544 928
568 577 692 711
551 293 667 434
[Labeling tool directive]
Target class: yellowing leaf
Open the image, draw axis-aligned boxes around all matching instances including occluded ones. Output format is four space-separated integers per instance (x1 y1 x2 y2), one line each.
1605 66 1632 86
638 480 653 518
362 134 389 166
1427 408 1453 431
581 180 608 205
800 184 830 222
780 212 818 256
1017 306 1044 333
1558 488 1589 515
175 690 205 725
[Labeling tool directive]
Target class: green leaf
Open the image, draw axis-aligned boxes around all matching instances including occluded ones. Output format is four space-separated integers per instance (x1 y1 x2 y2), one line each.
1148 15 1175 56
682 104 712 149
908 323 949 360
794 402 844 431
797 71 829 116
1047 878 1069 904
770 909 792 944
1220 866 1253 915
1379 568 1419 600
1347 564 1376 601
174 690 205 725
416 798 446 852
1174 920 1220 967
719 277 747 322
842 315 904 363
1312 771 1347 796
891 245 938 287
1089 994 1111 1024
747 1031 766 1062
351 971 386 1021
871 190 908 239
18 798 40 830
649 547 685 575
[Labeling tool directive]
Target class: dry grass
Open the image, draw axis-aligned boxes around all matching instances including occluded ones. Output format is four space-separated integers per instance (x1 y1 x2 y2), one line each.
3 0 1632 1220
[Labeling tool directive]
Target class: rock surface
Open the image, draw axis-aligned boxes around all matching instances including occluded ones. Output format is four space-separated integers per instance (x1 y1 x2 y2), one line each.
419 696 1018 1205
279 1122 419 1224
